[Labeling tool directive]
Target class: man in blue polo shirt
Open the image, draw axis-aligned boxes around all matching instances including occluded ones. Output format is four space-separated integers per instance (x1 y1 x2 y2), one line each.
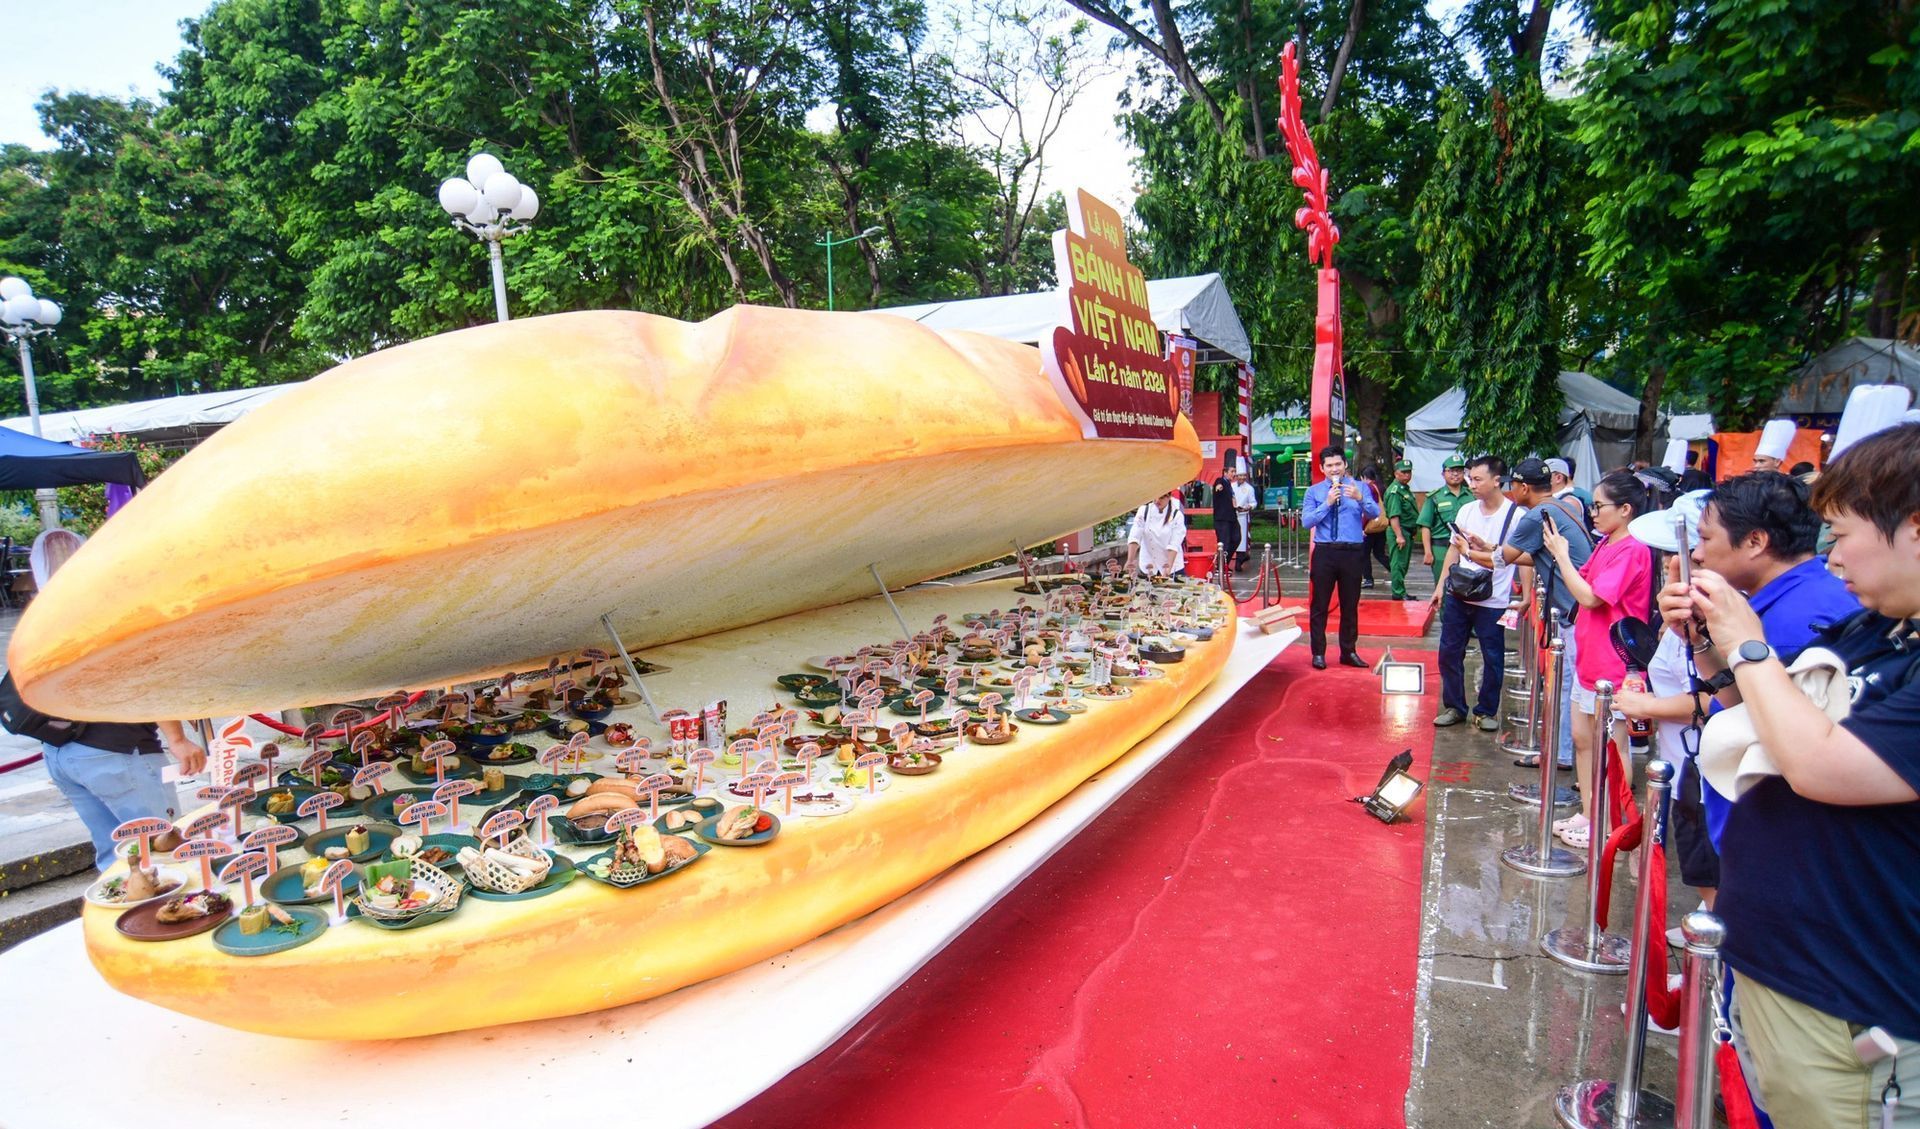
1665 431 1920 1126
1673 473 1859 898
1301 445 1380 670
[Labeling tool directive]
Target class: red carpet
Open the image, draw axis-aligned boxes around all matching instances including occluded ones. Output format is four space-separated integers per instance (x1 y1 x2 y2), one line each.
714 647 1438 1129
1234 595 1436 638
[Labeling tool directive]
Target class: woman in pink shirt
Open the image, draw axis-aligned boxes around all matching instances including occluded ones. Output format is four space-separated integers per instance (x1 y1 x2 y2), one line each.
1540 470 1653 847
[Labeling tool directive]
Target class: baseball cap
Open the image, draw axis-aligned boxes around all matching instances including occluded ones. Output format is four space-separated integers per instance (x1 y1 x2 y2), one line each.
1510 457 1551 487
1627 489 1711 553
1441 454 1465 469
1395 458 1412 471
1543 457 1571 478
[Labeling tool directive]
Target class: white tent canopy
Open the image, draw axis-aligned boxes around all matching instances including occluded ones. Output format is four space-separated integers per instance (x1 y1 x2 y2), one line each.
0 383 301 445
1775 336 1920 416
1402 371 1643 492
875 273 1253 364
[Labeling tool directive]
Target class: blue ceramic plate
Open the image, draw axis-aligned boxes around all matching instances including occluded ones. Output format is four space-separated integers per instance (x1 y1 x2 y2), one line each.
694 809 781 848
578 838 710 888
211 905 327 957
466 851 576 901
301 821 401 864
261 862 360 906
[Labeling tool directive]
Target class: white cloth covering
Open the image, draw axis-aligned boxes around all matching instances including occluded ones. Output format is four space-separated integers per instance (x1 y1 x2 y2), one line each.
1699 647 1851 800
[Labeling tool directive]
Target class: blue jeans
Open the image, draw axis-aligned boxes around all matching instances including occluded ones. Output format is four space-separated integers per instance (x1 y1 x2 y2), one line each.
1439 597 1506 717
42 740 181 870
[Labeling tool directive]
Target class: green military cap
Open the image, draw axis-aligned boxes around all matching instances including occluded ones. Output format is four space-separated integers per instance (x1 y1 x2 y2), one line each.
1395 458 1413 471
1442 454 1465 469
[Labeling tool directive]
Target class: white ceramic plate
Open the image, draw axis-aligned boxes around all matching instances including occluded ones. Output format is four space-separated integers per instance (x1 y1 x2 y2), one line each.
85 865 192 909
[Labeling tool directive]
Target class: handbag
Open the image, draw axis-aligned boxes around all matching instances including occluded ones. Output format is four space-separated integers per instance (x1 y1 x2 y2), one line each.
1443 504 1517 603
1363 484 1388 535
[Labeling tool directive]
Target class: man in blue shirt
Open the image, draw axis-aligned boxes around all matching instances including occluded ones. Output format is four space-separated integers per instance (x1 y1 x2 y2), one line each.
1499 457 1594 768
1671 473 1860 897
1301 445 1380 670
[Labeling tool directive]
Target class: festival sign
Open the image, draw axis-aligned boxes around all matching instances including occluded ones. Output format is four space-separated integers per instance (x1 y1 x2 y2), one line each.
1041 188 1179 441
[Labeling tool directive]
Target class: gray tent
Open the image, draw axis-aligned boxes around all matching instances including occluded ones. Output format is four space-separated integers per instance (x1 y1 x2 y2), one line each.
1402 371 1642 491
1774 336 1920 417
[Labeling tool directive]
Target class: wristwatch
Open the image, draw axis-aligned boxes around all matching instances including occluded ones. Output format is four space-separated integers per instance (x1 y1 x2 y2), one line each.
1724 639 1777 676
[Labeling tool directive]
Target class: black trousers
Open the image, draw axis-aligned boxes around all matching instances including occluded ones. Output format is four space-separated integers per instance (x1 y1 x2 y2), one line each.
1309 542 1365 658
1214 512 1240 567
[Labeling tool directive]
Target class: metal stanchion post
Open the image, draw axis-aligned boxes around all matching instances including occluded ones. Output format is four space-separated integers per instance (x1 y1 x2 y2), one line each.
1544 682 1631 973
1503 581 1547 755
1511 598 1577 808
1555 761 1677 1129
1674 912 1726 1129
1502 622 1586 877
1215 545 1229 593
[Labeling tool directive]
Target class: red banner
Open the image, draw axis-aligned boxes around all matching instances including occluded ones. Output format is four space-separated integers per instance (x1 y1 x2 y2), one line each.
1166 334 1197 421
1042 190 1179 441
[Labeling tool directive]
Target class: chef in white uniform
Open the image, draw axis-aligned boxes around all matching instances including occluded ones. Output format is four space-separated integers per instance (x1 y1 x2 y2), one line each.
1125 489 1188 577
1230 468 1258 568
1752 418 1796 473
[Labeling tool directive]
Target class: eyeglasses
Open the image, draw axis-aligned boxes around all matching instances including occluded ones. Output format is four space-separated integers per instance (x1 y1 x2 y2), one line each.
1592 500 1626 512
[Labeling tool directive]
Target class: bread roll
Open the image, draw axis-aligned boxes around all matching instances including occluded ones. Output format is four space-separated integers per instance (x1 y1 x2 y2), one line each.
8 306 1199 720
565 793 635 818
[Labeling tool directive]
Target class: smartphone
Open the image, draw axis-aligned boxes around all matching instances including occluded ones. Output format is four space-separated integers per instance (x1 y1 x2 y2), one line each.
1449 521 1464 539
1675 513 1692 586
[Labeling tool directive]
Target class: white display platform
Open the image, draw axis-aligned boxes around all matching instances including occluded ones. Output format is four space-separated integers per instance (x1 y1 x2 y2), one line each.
0 622 1295 1129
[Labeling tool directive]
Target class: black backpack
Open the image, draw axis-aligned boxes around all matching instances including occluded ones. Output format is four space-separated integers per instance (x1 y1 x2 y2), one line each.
0 671 84 747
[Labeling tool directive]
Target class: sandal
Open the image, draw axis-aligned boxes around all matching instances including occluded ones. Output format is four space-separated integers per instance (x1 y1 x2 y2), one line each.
1552 814 1580 834
1556 818 1591 849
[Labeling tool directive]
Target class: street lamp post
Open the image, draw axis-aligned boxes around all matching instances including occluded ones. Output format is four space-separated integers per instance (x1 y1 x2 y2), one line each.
437 153 540 323
0 277 66 530
815 226 883 311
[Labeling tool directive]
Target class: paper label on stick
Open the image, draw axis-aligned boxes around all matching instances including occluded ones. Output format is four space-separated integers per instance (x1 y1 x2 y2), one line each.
183 811 228 839
300 748 333 775
434 780 479 805
422 739 457 761
398 800 447 826
243 824 297 850
331 707 365 730
854 751 887 770
319 859 353 894
375 692 410 715
537 745 569 767
220 852 269 883
297 792 343 818
615 752 647 776
911 690 935 707
640 773 674 792
195 784 227 803
739 772 772 791
232 763 267 788
216 786 251 809
113 816 173 842
480 810 525 841
353 762 390 789
771 770 808 790
524 795 559 819
301 723 327 745
565 732 590 752
603 808 648 833
172 838 228 861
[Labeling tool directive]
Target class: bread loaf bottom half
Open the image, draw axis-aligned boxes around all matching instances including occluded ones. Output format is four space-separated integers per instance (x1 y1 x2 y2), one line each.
10 306 1199 721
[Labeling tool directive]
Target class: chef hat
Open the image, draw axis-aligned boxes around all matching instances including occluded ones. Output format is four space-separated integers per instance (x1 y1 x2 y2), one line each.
1831 384 1916 460
1662 437 1690 473
1755 418 1797 462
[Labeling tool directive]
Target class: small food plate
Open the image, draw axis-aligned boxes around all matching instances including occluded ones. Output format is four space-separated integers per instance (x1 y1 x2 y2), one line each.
467 715 524 746
471 741 538 766
886 751 942 776
790 791 856 818
966 721 1019 745
578 838 711 889
359 789 438 824
521 771 604 798
346 900 461 931
653 797 725 835
462 775 521 806
694 809 782 847
246 785 325 824
776 673 828 691
828 767 892 793
302 821 402 864
115 894 233 942
888 696 945 717
1110 667 1168 682
85 866 190 910
792 688 843 710
392 756 485 785
212 905 328 957
545 719 607 741
548 814 619 846
261 862 361 906
1013 708 1072 726
389 832 481 874
467 851 577 902
1081 684 1134 702
804 654 860 674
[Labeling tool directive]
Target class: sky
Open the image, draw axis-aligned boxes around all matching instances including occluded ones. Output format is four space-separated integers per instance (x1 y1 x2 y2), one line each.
0 2 1578 227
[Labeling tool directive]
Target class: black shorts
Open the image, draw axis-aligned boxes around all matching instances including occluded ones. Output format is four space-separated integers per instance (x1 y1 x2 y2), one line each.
1670 758 1721 889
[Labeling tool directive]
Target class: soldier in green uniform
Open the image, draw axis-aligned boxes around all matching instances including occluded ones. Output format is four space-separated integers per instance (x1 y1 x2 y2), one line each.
1383 458 1420 599
1417 454 1472 584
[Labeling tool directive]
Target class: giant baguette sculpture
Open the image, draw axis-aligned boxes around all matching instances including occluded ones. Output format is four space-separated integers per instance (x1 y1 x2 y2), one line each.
9 306 1200 721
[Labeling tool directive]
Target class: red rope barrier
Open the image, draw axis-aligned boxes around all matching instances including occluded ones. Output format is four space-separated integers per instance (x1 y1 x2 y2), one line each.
0 751 43 774
1594 742 1642 928
246 691 430 739
1715 1042 1763 1129
1643 840 1682 1031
